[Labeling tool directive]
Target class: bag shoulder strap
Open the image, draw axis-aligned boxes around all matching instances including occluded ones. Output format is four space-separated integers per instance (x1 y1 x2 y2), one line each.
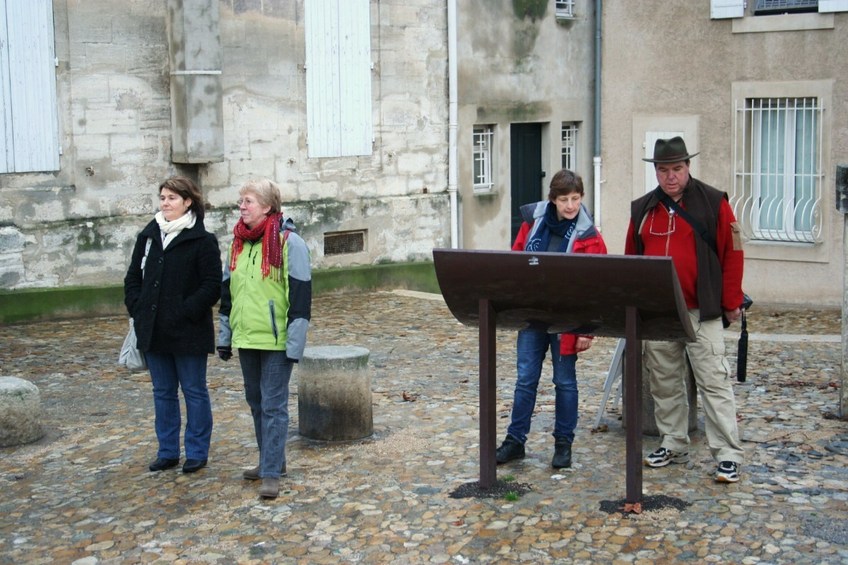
140 237 152 274
660 194 717 255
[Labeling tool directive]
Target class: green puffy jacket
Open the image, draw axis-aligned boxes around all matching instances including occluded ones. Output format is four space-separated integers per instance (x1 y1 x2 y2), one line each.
218 218 312 359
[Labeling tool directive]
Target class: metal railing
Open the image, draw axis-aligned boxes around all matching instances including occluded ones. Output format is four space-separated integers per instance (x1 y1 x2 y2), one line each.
731 97 824 244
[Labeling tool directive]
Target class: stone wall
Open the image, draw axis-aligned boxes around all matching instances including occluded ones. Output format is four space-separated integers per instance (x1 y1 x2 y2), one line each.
0 0 450 290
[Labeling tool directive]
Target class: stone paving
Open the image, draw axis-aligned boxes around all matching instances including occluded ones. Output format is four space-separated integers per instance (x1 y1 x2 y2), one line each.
0 289 847 564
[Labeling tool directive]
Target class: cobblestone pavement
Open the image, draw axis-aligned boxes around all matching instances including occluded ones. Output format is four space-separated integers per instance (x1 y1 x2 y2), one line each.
1 290 847 564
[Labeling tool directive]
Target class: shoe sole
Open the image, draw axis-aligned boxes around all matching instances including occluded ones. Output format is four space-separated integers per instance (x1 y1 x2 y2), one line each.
715 474 740 483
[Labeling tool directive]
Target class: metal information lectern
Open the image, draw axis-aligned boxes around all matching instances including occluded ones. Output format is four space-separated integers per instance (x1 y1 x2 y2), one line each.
433 249 695 509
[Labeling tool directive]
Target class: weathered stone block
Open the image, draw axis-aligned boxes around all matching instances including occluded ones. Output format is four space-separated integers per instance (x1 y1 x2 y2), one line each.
298 346 372 441
0 377 44 447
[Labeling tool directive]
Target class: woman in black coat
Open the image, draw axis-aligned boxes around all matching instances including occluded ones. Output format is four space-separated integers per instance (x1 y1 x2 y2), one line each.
124 177 222 474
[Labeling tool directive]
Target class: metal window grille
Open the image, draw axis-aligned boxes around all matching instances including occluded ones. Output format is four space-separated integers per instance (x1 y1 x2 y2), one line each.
754 0 819 14
732 97 823 243
561 123 578 171
555 0 575 18
324 230 366 255
473 125 494 192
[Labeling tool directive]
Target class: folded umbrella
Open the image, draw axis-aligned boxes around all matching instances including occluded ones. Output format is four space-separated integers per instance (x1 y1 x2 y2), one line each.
737 308 748 383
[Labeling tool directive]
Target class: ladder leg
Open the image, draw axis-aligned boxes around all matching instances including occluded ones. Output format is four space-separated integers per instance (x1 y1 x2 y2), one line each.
594 338 625 428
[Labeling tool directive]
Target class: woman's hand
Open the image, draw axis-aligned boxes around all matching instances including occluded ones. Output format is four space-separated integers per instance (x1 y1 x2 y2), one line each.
575 336 593 353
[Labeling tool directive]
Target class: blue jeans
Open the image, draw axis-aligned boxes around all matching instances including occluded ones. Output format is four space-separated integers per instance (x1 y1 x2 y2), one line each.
145 352 213 461
506 329 578 445
239 349 293 479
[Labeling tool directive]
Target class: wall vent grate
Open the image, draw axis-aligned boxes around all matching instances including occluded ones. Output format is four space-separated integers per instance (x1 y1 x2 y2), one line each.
324 230 366 255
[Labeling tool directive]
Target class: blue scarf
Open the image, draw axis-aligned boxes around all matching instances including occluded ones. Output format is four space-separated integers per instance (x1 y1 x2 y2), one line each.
525 202 576 252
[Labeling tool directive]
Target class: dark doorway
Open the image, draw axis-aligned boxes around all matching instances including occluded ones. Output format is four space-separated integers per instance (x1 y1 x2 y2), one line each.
510 123 544 243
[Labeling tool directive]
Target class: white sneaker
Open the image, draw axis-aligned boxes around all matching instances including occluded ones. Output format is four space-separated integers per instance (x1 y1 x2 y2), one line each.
644 447 689 468
715 461 740 483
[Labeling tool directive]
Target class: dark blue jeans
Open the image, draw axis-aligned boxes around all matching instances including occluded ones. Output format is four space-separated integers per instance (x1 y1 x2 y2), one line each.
145 352 213 461
239 349 293 479
506 329 578 445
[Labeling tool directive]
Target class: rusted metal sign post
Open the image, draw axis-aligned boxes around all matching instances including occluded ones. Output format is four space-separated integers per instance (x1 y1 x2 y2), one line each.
433 249 694 507
835 164 848 420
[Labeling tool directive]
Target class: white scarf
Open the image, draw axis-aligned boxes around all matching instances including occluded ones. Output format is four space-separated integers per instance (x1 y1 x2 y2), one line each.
155 210 196 249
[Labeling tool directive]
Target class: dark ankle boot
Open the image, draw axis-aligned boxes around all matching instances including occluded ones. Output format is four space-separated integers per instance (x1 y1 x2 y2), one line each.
496 435 525 464
552 439 572 469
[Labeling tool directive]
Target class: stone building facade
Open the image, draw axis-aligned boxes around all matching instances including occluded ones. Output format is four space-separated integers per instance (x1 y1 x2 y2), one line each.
599 1 848 307
0 0 454 289
3 0 843 308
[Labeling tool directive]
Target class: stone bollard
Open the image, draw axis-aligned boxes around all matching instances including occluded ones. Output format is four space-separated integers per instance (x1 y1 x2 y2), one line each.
0 376 45 447
298 346 373 441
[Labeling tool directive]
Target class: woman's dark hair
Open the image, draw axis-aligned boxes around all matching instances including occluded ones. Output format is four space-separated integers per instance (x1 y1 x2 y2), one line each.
547 169 584 201
159 176 206 221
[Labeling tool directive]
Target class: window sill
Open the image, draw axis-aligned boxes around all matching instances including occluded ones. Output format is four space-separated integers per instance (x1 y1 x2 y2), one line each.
744 239 827 263
731 12 834 33
472 186 497 197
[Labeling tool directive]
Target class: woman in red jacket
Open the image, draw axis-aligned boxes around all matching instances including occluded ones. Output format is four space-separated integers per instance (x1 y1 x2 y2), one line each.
496 169 607 469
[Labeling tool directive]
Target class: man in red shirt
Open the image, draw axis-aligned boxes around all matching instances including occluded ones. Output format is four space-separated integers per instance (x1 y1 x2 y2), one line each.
625 136 745 483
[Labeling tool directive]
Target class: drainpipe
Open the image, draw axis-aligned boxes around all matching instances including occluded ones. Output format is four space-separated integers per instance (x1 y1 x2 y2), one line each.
593 0 603 228
448 0 459 248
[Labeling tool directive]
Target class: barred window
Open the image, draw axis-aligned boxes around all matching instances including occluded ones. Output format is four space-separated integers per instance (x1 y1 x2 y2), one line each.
732 97 823 243
754 0 819 15
561 123 578 171
555 0 575 19
473 125 494 192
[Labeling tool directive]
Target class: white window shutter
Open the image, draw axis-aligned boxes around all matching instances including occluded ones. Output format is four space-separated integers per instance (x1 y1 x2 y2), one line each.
305 0 372 158
819 0 848 13
0 0 60 173
710 0 745 19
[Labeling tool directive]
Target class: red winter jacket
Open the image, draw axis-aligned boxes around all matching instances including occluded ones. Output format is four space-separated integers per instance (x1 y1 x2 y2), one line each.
512 201 608 355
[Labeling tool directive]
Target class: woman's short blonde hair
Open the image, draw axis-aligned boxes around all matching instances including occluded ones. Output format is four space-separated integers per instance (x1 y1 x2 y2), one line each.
239 178 282 214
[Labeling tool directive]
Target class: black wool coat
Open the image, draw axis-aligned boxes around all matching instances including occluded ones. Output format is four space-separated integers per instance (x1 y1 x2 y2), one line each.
124 219 222 355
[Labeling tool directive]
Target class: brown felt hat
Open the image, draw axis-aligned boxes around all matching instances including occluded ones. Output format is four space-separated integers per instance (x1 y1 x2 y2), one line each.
642 136 699 163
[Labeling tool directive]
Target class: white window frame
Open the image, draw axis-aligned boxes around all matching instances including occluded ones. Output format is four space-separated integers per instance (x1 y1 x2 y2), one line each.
305 0 372 158
711 0 745 18
555 0 575 19
733 97 823 243
0 0 60 173
711 0 848 18
561 122 578 171
472 125 494 193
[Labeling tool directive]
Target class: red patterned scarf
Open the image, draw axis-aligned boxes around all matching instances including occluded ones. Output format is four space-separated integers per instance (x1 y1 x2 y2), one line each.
230 213 283 280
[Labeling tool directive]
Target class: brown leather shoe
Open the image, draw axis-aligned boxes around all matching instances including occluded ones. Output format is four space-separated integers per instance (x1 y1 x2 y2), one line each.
259 477 280 499
243 464 287 481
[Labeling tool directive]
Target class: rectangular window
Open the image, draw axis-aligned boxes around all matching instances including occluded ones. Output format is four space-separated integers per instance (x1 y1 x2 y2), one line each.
555 0 575 19
754 0 819 15
305 0 372 158
711 0 848 18
0 0 60 173
734 97 822 243
473 125 494 193
561 122 578 171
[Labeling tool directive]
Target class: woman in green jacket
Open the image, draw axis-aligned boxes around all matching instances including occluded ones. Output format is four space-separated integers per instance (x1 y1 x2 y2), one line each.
217 179 312 499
